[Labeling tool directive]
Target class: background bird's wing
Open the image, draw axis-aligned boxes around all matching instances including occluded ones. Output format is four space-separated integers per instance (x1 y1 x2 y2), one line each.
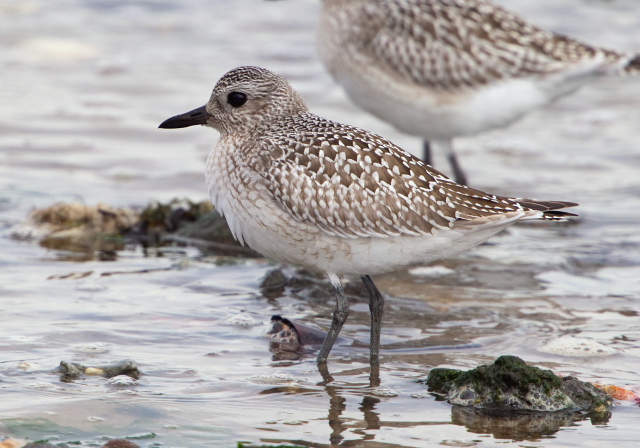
363 0 615 90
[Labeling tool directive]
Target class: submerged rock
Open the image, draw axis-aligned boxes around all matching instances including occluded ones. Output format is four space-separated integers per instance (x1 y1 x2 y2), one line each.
421 355 612 415
54 359 140 382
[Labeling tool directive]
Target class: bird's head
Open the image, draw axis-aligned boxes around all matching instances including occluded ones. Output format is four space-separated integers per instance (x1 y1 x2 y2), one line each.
159 66 308 136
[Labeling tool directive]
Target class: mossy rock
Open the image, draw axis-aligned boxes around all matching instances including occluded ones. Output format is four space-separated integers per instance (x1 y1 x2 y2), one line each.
421 355 612 414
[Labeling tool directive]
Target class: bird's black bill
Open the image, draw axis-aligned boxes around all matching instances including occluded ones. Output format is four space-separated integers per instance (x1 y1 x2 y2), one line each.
158 105 209 129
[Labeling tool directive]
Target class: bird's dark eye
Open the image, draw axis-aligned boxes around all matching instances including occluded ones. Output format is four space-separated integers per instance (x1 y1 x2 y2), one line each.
227 92 248 108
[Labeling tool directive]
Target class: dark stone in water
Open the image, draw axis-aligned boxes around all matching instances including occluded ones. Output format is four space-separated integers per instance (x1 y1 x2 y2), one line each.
260 268 289 298
421 355 612 415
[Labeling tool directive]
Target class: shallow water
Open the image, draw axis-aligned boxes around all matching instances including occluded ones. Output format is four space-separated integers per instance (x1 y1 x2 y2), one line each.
1 0 640 447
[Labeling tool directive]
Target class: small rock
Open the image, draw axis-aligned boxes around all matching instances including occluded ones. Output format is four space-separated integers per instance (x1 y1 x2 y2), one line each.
260 268 288 298
54 359 140 381
370 386 399 397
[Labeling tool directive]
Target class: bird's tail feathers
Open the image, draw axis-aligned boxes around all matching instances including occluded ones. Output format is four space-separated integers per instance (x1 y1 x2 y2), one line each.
539 210 579 222
517 200 579 222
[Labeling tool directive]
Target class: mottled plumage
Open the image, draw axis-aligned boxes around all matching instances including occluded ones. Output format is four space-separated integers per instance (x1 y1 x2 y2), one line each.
319 0 640 183
159 66 577 372
261 113 572 240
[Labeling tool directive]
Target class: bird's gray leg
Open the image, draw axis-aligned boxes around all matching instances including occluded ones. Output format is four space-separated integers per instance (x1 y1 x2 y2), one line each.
361 275 384 362
361 275 384 387
422 140 432 166
317 274 350 365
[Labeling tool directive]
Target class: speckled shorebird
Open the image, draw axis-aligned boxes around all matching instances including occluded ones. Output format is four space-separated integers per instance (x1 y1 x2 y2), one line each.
318 0 640 184
159 66 577 367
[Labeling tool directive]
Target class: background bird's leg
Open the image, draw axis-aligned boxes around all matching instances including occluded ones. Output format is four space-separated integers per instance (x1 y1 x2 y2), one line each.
439 139 468 185
317 274 350 365
361 275 384 386
422 140 432 166
449 154 467 186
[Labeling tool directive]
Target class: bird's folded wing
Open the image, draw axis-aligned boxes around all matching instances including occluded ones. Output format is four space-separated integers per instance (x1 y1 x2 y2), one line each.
260 127 532 239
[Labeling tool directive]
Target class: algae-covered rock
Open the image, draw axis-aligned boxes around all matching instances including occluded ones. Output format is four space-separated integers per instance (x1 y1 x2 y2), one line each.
54 359 140 382
29 202 139 237
17 199 257 259
13 202 138 259
421 355 612 414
